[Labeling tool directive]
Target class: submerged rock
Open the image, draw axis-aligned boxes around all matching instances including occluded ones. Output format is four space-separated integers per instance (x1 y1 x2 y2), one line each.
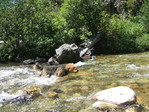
125 107 139 112
44 90 58 98
93 86 136 105
23 87 41 98
9 96 33 105
0 91 32 105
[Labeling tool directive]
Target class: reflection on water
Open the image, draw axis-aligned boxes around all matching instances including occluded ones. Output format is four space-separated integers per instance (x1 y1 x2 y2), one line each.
0 51 149 111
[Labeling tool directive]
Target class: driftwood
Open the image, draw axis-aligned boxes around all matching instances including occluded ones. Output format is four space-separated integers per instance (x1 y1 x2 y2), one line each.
80 33 102 57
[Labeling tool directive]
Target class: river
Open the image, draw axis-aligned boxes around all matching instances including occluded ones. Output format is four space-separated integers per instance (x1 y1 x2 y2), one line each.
0 52 149 112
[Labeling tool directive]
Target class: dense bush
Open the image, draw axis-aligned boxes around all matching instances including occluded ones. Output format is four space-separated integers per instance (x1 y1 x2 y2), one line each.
136 34 149 50
96 15 146 54
0 0 61 61
139 0 149 33
59 0 105 43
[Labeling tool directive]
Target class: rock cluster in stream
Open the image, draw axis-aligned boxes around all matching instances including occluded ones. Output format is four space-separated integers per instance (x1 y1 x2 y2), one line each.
23 43 93 65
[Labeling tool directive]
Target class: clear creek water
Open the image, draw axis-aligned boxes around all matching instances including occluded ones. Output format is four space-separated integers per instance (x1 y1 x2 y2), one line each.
0 52 149 112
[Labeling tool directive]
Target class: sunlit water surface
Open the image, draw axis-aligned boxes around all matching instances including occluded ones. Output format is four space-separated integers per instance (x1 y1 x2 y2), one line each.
1 52 149 112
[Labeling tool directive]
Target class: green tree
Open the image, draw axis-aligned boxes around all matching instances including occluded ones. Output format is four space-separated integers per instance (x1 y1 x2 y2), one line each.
0 0 60 61
60 0 105 44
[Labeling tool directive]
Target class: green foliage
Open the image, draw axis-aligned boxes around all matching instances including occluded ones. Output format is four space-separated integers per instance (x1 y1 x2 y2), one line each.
98 15 146 54
0 0 60 61
60 0 104 43
139 0 149 33
136 34 149 50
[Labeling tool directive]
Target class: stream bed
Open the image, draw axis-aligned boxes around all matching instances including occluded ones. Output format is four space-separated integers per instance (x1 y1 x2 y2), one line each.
0 52 149 112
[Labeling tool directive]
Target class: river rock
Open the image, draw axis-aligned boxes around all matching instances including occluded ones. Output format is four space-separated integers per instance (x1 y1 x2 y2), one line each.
55 43 82 64
48 57 59 65
23 59 35 65
23 87 41 98
125 107 139 112
44 90 58 98
92 101 118 110
93 86 136 105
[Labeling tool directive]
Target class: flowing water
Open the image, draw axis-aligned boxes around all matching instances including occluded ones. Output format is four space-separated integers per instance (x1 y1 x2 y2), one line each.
1 52 149 112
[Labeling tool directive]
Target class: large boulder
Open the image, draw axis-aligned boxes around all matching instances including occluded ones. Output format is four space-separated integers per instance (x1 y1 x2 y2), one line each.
55 44 82 64
93 86 136 105
92 86 138 111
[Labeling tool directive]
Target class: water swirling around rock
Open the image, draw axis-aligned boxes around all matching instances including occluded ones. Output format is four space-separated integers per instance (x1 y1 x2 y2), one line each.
0 52 149 111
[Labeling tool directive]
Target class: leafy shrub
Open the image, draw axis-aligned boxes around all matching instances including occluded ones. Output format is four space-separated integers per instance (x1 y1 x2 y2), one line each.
136 34 149 50
139 0 149 33
0 0 60 61
60 0 104 43
97 15 146 54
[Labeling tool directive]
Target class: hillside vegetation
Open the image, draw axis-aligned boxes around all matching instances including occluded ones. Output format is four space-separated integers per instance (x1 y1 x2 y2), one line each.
0 0 149 61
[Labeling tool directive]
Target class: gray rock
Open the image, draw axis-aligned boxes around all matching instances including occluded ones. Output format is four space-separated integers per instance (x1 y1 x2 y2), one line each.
23 59 35 65
55 44 82 64
93 86 136 105
48 57 59 65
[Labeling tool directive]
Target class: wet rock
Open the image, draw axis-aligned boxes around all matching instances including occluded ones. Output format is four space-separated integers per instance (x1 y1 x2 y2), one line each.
136 96 144 104
92 101 118 110
124 104 142 112
23 59 35 65
125 107 140 112
0 91 32 105
33 63 43 71
9 96 33 105
53 89 63 93
23 87 41 98
44 90 58 98
48 57 59 65
23 57 46 65
93 86 136 105
55 43 82 64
